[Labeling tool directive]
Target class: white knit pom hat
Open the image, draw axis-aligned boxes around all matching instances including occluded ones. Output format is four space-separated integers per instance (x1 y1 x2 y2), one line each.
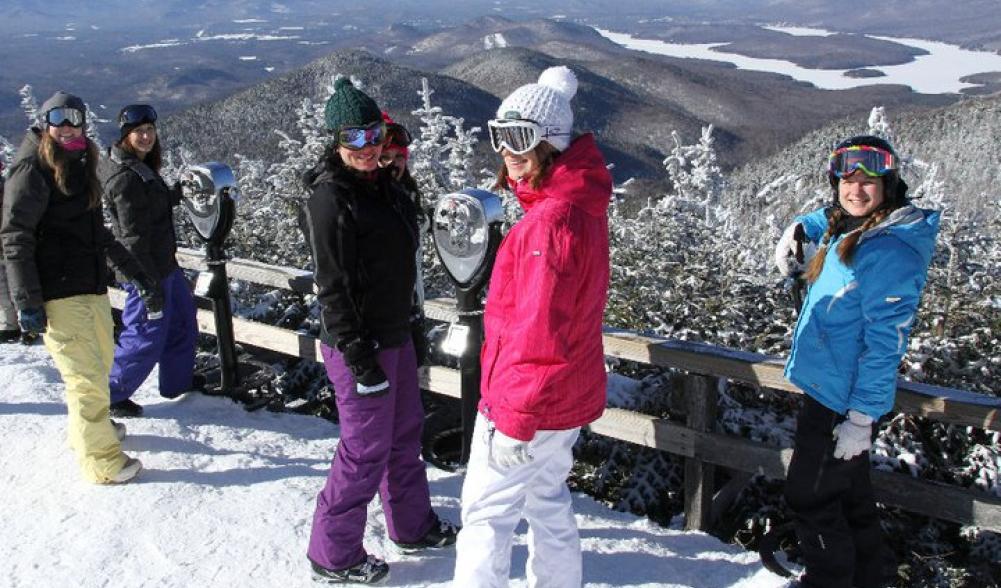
495 66 578 151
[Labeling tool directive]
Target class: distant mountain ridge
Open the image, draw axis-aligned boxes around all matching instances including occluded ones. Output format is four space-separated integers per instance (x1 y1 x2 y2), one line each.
161 16 973 183
159 49 499 168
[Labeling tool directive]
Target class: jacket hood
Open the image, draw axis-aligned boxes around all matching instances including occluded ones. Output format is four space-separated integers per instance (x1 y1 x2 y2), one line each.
511 133 612 217
39 91 86 118
861 204 940 268
13 128 42 165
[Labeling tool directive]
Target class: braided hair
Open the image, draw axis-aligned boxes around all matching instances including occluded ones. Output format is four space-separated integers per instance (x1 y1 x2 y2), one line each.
803 135 909 284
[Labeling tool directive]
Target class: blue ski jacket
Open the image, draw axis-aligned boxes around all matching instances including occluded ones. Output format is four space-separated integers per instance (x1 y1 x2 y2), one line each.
785 205 940 419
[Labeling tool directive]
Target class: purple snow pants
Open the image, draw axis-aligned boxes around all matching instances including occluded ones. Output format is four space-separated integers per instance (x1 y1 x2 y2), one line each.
110 268 198 402
307 340 435 570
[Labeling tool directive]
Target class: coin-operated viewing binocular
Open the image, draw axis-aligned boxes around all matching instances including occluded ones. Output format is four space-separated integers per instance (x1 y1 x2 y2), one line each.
179 162 240 393
181 163 238 249
432 188 505 464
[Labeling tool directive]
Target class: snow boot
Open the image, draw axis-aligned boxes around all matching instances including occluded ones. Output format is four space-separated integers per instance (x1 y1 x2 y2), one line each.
112 420 126 442
759 521 798 578
309 555 389 584
109 457 142 484
392 516 460 552
0 328 20 343
110 399 143 418
19 330 39 345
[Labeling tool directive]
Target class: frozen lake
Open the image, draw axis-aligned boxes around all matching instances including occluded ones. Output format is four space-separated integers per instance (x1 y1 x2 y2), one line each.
595 25 1001 94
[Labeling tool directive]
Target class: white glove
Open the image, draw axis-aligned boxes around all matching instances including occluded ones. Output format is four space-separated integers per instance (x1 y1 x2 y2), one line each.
832 409 874 460
774 222 817 277
490 428 533 469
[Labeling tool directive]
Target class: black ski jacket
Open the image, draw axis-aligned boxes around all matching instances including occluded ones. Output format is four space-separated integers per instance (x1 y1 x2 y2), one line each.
0 129 145 309
99 145 182 284
301 155 419 369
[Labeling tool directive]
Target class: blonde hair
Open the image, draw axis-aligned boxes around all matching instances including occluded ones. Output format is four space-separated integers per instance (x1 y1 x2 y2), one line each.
38 132 101 209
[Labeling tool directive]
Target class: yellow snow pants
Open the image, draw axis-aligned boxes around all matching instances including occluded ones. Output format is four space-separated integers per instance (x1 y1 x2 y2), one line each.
43 294 127 483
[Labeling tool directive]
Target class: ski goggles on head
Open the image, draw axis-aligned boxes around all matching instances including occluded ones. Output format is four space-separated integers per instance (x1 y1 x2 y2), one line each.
336 121 387 150
119 104 158 127
45 107 85 128
487 119 567 155
828 145 896 178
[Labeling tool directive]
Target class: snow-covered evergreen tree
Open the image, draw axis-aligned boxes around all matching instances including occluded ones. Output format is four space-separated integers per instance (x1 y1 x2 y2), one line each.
18 85 39 129
0 134 14 174
662 125 725 228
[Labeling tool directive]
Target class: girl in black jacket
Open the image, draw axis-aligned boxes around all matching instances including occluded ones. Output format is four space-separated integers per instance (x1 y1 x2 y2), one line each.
302 78 457 585
0 91 159 484
100 104 199 417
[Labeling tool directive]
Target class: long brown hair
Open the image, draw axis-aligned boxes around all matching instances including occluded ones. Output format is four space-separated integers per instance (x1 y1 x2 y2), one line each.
38 131 101 209
494 141 561 191
118 128 162 173
802 202 894 283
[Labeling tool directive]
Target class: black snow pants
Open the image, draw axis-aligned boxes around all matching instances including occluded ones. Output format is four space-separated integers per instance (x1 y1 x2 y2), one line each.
784 395 890 588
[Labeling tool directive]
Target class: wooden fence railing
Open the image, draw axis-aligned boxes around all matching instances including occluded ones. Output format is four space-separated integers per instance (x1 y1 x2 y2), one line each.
109 247 1001 533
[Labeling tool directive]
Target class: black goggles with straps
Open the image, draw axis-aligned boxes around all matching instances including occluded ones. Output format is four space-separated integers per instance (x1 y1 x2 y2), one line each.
119 104 158 128
45 107 85 128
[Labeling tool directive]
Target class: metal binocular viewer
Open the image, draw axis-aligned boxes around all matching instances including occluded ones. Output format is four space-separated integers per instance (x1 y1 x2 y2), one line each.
180 162 240 393
432 188 505 463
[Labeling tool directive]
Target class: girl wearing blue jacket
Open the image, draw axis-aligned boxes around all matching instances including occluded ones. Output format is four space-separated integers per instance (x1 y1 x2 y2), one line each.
774 135 939 588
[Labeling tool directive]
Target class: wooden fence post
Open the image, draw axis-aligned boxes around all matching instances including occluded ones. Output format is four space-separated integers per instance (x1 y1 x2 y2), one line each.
684 374 718 531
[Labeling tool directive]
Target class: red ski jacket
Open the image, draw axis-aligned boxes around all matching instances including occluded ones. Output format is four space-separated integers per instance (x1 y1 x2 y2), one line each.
478 133 612 441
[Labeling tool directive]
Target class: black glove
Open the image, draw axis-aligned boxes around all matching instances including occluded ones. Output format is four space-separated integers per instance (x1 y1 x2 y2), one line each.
132 274 164 320
341 338 389 397
353 361 389 397
411 319 430 366
17 307 47 336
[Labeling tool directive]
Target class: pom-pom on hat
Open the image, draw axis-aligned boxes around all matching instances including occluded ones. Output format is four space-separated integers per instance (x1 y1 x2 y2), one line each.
495 66 578 151
324 77 382 133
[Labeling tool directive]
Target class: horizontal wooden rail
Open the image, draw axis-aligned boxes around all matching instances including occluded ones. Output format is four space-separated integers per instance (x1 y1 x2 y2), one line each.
423 299 1001 433
176 247 315 294
154 251 1001 531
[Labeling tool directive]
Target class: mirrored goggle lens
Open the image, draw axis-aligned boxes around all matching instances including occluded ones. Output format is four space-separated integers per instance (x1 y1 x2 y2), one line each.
386 123 412 148
338 123 386 149
120 104 157 126
488 121 539 155
829 146 896 178
46 107 85 128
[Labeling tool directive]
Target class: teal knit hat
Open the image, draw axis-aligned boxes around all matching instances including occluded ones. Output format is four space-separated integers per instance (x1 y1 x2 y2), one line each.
324 77 382 132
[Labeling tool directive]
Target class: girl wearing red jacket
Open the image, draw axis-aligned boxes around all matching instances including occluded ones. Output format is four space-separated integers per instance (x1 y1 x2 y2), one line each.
453 66 612 588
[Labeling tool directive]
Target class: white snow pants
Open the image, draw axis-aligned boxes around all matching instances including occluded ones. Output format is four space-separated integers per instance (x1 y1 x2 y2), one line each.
453 413 582 588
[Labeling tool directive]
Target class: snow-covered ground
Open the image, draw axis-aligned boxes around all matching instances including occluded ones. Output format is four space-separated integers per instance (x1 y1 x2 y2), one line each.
0 341 788 587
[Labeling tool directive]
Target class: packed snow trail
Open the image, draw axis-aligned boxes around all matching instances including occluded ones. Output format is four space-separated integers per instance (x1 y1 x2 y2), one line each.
0 341 787 587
